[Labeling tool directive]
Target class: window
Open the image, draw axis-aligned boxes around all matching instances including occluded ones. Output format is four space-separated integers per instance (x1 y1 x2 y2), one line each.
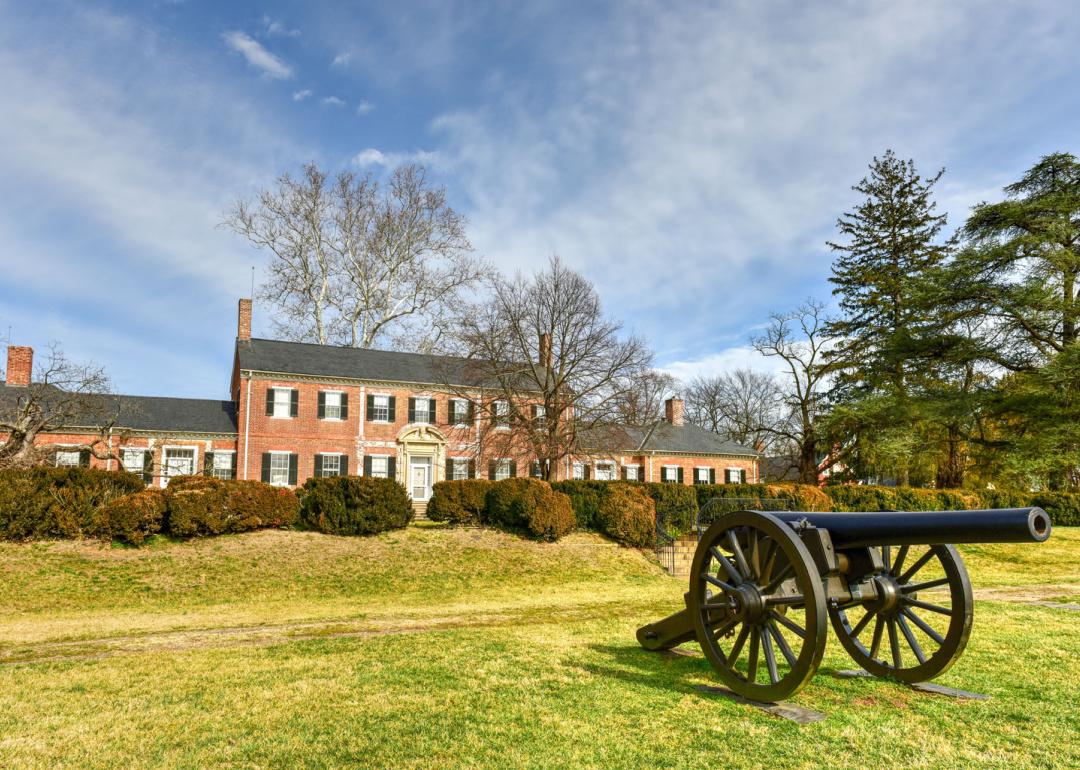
55 449 81 468
572 462 585 480
594 461 616 481
122 447 147 474
369 456 389 479
411 397 434 424
726 468 747 484
624 464 639 481
662 465 681 484
321 391 344 420
493 400 509 428
270 387 294 418
162 447 196 486
494 459 513 481
370 395 390 422
532 404 547 425
695 467 711 485
269 453 291 486
451 399 471 426
211 452 236 480
449 458 470 480
320 454 341 477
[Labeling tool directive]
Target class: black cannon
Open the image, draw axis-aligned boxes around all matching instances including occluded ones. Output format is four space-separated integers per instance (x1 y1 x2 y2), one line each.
637 505 1052 702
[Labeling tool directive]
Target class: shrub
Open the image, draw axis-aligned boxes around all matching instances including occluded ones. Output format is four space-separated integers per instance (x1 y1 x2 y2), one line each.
643 483 698 538
691 483 832 513
484 478 575 541
166 478 299 538
427 480 492 526
550 480 608 530
1029 492 1080 526
297 476 412 536
0 466 145 540
101 489 168 545
594 483 655 547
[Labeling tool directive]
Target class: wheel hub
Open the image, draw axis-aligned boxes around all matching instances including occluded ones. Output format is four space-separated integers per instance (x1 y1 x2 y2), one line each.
730 583 766 623
871 574 902 615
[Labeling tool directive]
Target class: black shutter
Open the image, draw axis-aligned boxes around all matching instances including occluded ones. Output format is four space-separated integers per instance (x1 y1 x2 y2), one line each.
446 457 454 481
584 463 591 480
266 388 274 416
468 459 476 479
288 453 298 486
621 465 628 480
261 452 271 483
638 465 645 482
530 461 541 478
366 394 375 420
290 389 299 417
387 396 396 422
740 469 747 484
363 455 373 476
387 456 396 480
509 460 517 478
142 450 153 485
710 468 716 485
314 454 323 477
317 392 326 419
531 404 538 419
488 460 497 480
429 398 437 424
229 453 237 480
78 448 91 467
677 467 684 484
340 456 349 476
204 451 214 476
340 393 349 420
408 397 416 423
467 400 475 423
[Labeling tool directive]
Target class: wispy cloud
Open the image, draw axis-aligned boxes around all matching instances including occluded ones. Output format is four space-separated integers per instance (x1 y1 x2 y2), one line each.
355 100 375 115
261 16 300 38
222 31 292 79
659 345 787 383
321 95 346 107
292 89 313 101
353 148 440 168
331 51 352 68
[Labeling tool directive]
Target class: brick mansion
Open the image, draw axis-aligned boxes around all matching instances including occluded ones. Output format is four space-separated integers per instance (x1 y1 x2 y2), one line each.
2 300 760 507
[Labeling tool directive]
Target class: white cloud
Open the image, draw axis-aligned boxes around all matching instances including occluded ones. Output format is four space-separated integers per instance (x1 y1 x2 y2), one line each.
332 51 353 67
659 345 787 383
292 89 313 101
355 100 375 115
321 95 346 107
353 148 440 168
222 31 293 79
261 16 301 38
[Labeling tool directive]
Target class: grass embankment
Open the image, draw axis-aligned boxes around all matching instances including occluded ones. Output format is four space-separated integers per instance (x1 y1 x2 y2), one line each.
0 527 1077 768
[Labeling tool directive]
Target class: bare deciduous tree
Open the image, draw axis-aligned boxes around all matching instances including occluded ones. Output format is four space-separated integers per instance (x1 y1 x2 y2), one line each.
616 368 679 426
0 344 119 469
684 369 786 453
752 299 834 484
225 163 486 350
449 257 651 480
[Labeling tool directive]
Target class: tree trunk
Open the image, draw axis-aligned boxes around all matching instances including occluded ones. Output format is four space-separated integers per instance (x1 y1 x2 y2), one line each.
935 426 966 489
798 436 818 485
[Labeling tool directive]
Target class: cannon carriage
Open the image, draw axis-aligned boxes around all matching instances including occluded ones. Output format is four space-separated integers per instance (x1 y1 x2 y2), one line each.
637 505 1052 702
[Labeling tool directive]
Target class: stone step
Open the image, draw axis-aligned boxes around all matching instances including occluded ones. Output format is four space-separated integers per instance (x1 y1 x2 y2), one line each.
411 499 429 521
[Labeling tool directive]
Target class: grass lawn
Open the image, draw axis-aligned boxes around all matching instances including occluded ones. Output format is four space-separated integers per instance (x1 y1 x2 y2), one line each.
0 525 1077 769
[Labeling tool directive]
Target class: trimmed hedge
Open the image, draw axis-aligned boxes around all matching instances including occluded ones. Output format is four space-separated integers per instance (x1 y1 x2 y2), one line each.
298 476 413 536
0 466 145 541
643 482 698 537
427 480 492 526
553 480 697 539
484 478 575 541
594 483 656 547
550 480 607 530
692 483 832 512
165 476 299 537
101 488 168 545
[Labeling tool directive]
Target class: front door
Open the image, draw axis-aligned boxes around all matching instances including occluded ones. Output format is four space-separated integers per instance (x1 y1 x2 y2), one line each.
410 457 432 501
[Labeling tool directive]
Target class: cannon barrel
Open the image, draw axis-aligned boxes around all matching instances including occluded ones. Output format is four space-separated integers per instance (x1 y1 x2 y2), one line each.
767 506 1051 548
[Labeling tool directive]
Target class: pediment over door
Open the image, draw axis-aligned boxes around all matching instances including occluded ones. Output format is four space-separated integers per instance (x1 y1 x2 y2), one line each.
397 425 448 445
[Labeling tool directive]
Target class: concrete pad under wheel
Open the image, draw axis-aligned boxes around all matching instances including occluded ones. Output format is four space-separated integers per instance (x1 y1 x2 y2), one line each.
834 669 990 700
693 685 827 724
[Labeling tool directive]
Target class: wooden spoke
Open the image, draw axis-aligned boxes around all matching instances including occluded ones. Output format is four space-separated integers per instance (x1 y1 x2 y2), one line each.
849 608 877 639
882 545 891 572
769 621 798 668
728 624 751 664
746 627 760 683
887 618 902 669
898 549 936 584
702 573 735 593
901 608 945 645
701 600 734 611
764 594 804 607
710 546 743 584
763 562 794 595
709 616 740 641
747 530 762 580
906 598 953 616
869 615 885 660
891 545 910 577
902 577 950 593
759 538 779 583
761 625 780 684
896 614 927 664
727 530 753 582
769 609 806 640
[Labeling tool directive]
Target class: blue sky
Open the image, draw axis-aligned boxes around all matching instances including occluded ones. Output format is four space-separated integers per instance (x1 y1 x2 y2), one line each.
1 1 1078 399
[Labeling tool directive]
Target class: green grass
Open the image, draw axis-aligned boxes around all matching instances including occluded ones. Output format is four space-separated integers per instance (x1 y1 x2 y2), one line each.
0 527 1077 768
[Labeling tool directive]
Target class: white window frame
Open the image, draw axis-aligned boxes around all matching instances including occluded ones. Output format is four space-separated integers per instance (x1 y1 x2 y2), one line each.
662 465 680 483
412 397 432 424
450 398 470 427
161 445 198 487
572 462 585 480
369 455 390 479
494 458 513 481
54 447 82 468
121 447 148 475
210 450 236 480
493 400 510 429
623 464 639 481
726 467 744 484
271 387 294 419
267 450 292 487
594 461 616 481
370 394 391 423
321 390 344 421
695 467 711 485
450 457 470 481
319 453 343 477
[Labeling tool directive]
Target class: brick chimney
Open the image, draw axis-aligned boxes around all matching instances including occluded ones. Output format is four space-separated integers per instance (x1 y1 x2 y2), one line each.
664 397 684 426
238 298 252 341
5 345 33 387
538 333 552 369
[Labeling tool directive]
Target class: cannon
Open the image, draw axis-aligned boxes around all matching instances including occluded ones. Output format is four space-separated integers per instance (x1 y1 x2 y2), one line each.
638 505 1052 702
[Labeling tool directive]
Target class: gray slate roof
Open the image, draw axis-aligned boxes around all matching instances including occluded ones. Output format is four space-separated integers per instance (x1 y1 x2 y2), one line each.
236 337 482 386
0 386 237 435
585 420 758 457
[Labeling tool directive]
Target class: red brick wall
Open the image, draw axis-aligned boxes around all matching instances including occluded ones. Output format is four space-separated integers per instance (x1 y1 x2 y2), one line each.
5 346 32 386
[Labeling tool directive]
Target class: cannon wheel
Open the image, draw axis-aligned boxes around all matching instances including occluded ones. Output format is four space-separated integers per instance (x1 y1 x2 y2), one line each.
829 544 973 684
688 511 827 702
